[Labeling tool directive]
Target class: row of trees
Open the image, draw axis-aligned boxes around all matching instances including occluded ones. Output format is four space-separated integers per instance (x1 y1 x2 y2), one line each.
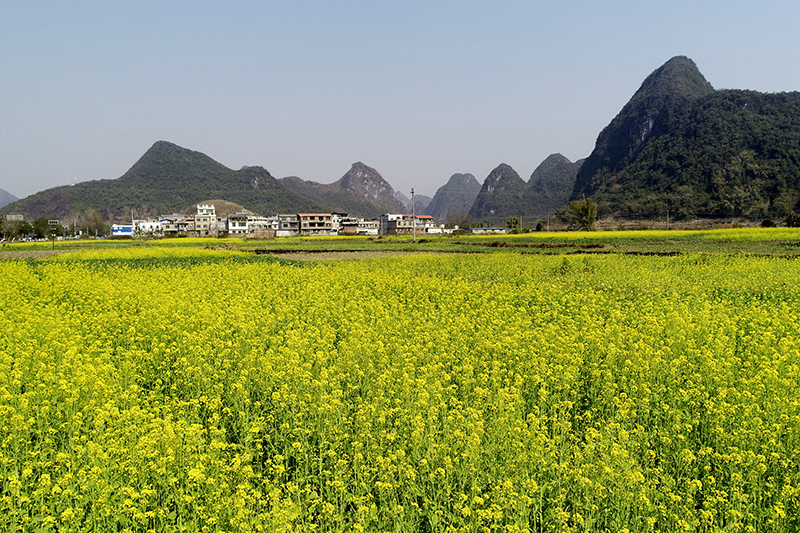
1 218 64 240
1 213 108 241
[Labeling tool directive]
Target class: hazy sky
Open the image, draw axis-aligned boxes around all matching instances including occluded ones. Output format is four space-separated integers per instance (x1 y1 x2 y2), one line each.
3 1 800 199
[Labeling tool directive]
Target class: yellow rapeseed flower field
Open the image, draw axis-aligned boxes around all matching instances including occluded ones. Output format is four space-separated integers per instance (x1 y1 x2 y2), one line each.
1 248 798 531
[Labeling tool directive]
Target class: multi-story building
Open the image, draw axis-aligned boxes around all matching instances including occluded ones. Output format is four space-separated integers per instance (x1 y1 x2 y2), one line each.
133 219 162 236
379 214 436 235
298 213 333 235
277 214 299 237
161 215 190 237
246 215 278 239
228 213 249 235
416 215 436 231
338 216 361 235
192 204 216 237
331 212 350 234
338 217 379 235
247 215 278 232
197 204 215 217
357 219 380 235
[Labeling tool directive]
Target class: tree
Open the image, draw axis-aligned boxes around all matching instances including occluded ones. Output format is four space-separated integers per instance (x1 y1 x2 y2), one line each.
7 221 33 239
506 217 521 232
83 210 107 237
32 217 50 239
567 195 598 231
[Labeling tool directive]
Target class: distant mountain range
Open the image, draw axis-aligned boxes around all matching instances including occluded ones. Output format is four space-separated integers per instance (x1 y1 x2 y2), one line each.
4 55 800 225
0 188 18 210
0 142 402 222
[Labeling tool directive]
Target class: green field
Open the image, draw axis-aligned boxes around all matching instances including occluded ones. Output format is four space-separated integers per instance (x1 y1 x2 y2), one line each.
1 230 799 531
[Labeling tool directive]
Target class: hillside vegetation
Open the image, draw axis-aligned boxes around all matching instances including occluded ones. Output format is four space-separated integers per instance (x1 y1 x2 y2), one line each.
469 156 582 224
280 162 405 218
573 56 800 220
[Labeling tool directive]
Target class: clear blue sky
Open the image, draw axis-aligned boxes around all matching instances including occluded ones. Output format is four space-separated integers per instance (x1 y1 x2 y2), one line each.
2 1 800 199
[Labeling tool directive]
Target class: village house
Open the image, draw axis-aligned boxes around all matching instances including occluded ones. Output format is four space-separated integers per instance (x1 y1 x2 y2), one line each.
357 219 380 235
227 212 249 235
161 215 190 237
133 219 162 236
246 215 278 239
191 204 217 237
338 215 361 235
298 213 333 235
246 215 275 233
277 214 299 237
379 214 437 236
331 212 350 233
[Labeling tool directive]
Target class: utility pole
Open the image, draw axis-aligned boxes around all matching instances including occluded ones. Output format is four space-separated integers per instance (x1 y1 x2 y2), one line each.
411 188 416 242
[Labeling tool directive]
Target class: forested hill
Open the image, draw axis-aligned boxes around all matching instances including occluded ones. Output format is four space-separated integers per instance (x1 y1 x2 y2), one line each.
524 154 583 221
469 164 528 221
572 56 800 219
425 173 481 224
468 155 582 224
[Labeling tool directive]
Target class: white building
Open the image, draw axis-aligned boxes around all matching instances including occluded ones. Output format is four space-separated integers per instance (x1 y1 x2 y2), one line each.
247 215 279 232
197 204 216 217
133 219 162 236
379 214 437 235
228 213 249 235
193 204 217 237
331 212 352 234
468 227 507 234
357 219 379 235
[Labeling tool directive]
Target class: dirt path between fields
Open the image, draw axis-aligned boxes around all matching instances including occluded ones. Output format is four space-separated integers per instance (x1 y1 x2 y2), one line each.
0 249 73 260
267 250 420 261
